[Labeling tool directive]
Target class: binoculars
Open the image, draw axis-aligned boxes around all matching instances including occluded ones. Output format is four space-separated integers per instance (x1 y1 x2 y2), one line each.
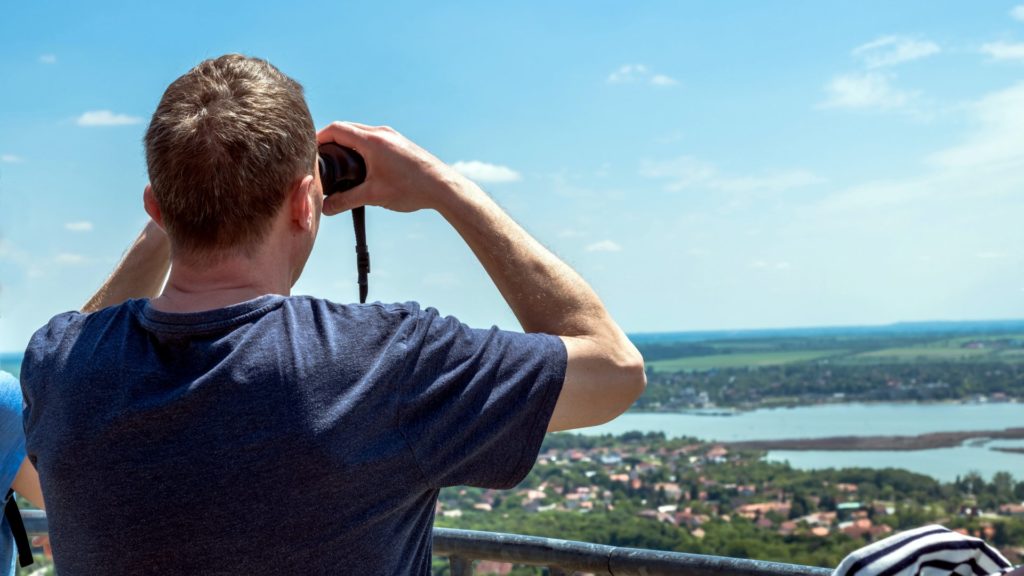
318 143 370 303
318 143 366 195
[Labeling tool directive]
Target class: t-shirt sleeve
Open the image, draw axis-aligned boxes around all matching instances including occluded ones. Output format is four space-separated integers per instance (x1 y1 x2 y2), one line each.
0 372 26 493
394 307 566 489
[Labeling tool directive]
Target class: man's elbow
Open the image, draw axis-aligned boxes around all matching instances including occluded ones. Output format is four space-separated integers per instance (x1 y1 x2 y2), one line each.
600 341 646 420
550 335 647 432
617 344 647 407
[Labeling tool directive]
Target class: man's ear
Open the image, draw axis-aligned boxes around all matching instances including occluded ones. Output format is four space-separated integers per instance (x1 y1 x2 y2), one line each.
143 185 164 227
290 175 316 231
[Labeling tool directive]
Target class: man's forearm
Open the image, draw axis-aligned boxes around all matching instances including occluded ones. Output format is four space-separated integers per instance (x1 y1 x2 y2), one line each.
438 181 644 430
82 221 171 313
436 182 607 336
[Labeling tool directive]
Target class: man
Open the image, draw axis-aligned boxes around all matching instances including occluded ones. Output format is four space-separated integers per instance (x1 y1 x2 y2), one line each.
21 54 644 574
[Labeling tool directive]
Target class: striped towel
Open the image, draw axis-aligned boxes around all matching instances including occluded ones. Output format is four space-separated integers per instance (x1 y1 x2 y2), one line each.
833 525 1017 576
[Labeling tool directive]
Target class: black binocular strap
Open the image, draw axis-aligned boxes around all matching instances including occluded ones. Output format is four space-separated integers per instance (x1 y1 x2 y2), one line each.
4 490 32 567
353 207 369 304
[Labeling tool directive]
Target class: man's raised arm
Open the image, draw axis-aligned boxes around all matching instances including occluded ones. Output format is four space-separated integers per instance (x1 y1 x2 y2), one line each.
82 217 171 313
316 122 646 432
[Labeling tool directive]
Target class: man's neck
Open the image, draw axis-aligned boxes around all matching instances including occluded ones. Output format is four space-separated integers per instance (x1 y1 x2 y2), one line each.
150 248 294 314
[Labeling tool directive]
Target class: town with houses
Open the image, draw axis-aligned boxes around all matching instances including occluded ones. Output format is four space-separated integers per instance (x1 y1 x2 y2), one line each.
435 433 1024 572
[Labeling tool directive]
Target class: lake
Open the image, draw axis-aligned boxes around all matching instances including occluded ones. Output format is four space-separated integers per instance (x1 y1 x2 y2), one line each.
581 403 1024 482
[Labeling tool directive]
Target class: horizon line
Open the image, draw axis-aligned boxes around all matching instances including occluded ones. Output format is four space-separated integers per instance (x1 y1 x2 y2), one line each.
3 317 1023 356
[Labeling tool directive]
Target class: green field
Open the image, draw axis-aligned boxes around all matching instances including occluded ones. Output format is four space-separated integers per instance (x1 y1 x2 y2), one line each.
646 349 846 372
707 342 778 351
845 333 1024 364
646 341 1024 372
845 346 1000 363
939 333 1024 346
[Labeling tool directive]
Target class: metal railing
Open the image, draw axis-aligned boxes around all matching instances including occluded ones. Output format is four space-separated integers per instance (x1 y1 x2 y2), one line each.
22 511 833 576
433 528 832 576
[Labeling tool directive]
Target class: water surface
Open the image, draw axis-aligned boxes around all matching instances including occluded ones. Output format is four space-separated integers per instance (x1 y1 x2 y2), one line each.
582 403 1024 481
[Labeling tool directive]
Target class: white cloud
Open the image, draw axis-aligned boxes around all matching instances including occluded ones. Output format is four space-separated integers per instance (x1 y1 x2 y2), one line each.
814 177 933 213
853 36 940 68
585 240 623 253
0 154 24 164
650 74 679 86
558 229 585 238
980 41 1024 61
640 155 823 193
640 156 716 191
607 64 649 83
712 171 823 193
976 251 1008 260
607 64 678 87
451 160 521 184
928 82 1024 170
820 72 912 110
76 110 143 127
39 54 57 64
55 253 88 265
64 221 94 232
819 81 1024 213
1011 5 1024 21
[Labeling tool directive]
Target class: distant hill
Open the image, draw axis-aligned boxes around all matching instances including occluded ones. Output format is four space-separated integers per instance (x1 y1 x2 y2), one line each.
627 319 1024 345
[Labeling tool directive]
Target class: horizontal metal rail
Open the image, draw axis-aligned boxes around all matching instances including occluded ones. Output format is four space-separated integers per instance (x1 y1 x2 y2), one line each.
21 511 834 576
433 527 834 576
22 509 46 535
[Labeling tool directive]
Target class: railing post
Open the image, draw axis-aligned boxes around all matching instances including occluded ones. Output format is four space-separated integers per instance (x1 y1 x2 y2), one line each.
449 555 473 576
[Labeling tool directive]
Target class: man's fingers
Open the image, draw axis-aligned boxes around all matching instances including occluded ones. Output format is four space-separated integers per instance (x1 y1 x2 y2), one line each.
318 122 381 215
316 122 369 148
322 185 373 216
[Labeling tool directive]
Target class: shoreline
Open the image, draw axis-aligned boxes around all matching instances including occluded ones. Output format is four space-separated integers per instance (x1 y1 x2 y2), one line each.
629 397 1023 416
728 427 1024 451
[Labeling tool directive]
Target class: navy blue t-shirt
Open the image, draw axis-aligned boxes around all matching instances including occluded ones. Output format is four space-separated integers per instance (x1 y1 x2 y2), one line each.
21 296 566 575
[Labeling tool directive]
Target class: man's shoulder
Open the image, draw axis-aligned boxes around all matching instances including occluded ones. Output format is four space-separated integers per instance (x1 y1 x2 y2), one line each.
288 295 422 312
27 301 137 349
284 296 431 326
22 301 141 383
279 297 488 358
25 308 85 357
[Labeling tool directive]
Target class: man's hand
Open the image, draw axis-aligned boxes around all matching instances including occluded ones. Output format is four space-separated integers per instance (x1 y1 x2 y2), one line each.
316 122 473 216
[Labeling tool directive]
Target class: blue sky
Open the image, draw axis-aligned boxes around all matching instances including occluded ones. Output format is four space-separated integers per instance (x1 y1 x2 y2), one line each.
2 1 1024 350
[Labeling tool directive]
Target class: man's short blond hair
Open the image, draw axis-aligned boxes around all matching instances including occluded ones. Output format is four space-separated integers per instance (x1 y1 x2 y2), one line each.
144 54 316 257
